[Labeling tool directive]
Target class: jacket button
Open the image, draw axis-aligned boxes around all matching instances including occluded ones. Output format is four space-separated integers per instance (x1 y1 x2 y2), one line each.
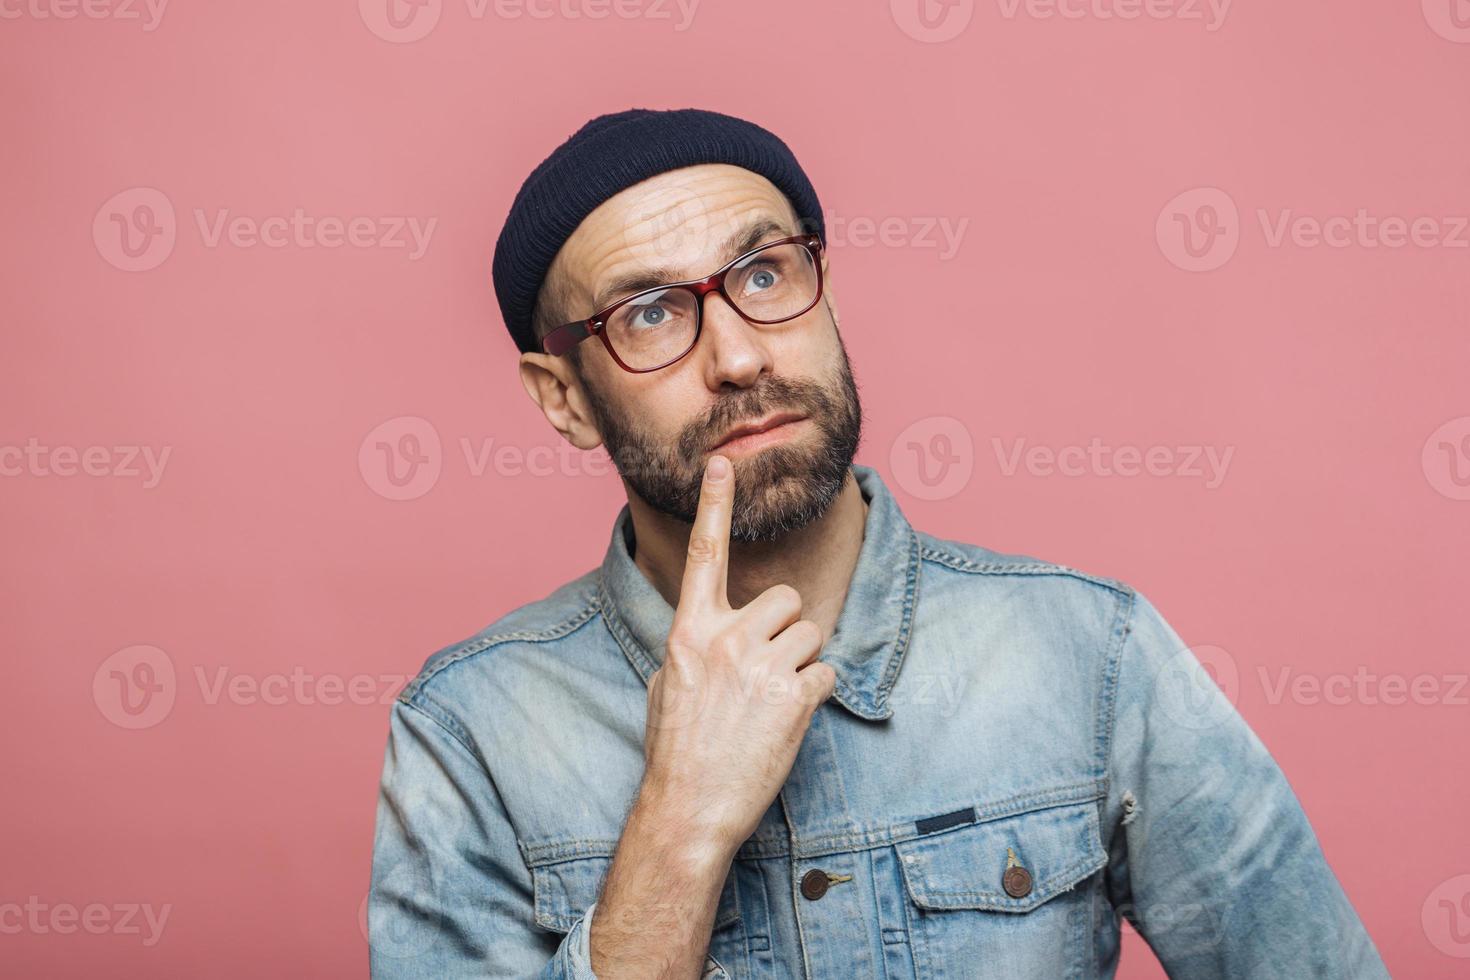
800 869 830 901
1003 864 1033 899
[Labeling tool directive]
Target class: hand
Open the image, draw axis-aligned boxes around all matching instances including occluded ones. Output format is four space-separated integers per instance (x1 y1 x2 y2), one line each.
639 454 837 856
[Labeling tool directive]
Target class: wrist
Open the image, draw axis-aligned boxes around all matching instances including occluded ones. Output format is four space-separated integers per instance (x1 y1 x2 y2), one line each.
629 778 739 868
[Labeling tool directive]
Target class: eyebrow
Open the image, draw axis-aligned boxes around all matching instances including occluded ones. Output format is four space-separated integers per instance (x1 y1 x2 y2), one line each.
590 217 795 313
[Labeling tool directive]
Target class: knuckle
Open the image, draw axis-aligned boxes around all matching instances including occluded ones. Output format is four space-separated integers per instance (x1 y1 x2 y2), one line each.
666 626 699 656
801 663 837 701
710 632 743 661
685 534 721 565
765 582 802 609
791 619 823 646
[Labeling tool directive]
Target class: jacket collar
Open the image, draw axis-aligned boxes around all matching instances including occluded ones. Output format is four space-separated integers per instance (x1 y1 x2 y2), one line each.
597 464 921 721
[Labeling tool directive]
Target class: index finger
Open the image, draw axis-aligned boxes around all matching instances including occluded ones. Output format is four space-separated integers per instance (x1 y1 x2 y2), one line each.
677 454 733 615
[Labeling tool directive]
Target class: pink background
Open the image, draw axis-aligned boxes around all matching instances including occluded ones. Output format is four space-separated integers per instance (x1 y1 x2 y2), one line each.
3 0 1468 976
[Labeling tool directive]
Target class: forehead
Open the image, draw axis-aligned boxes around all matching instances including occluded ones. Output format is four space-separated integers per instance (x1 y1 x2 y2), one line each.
552 163 803 311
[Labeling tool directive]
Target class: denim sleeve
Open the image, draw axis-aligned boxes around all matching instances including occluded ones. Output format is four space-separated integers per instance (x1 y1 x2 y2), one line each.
1102 591 1389 979
368 698 599 979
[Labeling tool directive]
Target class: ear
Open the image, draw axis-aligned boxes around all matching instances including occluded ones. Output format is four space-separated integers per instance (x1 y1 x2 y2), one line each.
519 351 605 451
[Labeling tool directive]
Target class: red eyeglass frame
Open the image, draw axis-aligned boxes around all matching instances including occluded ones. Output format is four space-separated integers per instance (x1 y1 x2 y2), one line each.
540 233 825 374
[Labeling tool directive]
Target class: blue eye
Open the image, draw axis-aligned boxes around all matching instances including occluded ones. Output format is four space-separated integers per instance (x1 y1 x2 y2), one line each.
633 306 667 328
740 263 782 297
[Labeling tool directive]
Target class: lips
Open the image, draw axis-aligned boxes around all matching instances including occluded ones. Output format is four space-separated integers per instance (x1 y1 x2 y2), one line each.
708 412 808 452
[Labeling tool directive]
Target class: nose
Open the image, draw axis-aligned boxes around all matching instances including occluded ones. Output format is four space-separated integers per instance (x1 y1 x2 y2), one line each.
697 289 772 390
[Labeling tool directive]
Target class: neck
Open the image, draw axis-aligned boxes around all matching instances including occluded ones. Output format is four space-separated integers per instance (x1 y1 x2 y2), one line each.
626 469 869 641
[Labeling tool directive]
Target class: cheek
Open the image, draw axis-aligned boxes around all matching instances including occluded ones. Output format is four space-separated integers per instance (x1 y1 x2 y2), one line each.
592 369 707 442
778 315 842 375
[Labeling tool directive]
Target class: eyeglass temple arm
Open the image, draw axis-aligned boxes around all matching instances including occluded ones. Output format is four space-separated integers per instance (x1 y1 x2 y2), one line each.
541 319 597 356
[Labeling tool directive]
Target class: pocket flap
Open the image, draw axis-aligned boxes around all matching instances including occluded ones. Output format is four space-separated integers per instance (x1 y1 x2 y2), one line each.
895 799 1107 913
531 851 741 933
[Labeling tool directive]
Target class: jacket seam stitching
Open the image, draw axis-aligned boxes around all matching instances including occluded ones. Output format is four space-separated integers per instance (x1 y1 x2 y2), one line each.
517 779 1107 866
869 527 923 714
1095 589 1137 793
395 696 482 768
400 599 602 702
903 852 1109 907
918 546 1130 596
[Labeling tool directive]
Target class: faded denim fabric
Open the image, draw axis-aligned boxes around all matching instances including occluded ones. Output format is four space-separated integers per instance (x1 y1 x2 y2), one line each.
368 464 1388 979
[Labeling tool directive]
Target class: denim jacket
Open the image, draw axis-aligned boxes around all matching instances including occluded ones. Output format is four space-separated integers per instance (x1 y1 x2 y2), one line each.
368 464 1388 979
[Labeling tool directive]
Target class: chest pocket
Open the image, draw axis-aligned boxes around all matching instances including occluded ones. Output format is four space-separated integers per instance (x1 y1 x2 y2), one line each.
529 846 744 977
894 798 1108 980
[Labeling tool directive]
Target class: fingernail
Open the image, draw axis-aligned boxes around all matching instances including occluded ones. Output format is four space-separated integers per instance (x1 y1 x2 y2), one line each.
708 455 730 480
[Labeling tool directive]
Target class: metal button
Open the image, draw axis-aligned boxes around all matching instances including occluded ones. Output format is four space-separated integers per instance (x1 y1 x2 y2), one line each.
1003 864 1033 899
800 869 829 901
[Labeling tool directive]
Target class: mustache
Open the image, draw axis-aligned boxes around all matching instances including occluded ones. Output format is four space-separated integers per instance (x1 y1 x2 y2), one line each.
676 376 830 461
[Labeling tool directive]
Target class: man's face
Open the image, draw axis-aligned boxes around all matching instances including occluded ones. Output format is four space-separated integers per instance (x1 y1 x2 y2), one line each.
543 163 863 542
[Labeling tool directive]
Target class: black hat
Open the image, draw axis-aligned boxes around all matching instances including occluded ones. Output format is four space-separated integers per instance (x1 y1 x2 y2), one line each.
491 108 825 355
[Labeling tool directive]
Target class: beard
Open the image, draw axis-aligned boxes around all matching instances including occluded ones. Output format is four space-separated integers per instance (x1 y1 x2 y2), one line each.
580 337 864 543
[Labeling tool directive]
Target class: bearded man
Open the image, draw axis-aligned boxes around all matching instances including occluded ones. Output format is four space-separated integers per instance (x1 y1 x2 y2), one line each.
368 108 1387 980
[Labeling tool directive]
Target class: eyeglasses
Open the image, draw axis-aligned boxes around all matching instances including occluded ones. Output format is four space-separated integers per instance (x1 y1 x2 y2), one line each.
541 234 825 373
